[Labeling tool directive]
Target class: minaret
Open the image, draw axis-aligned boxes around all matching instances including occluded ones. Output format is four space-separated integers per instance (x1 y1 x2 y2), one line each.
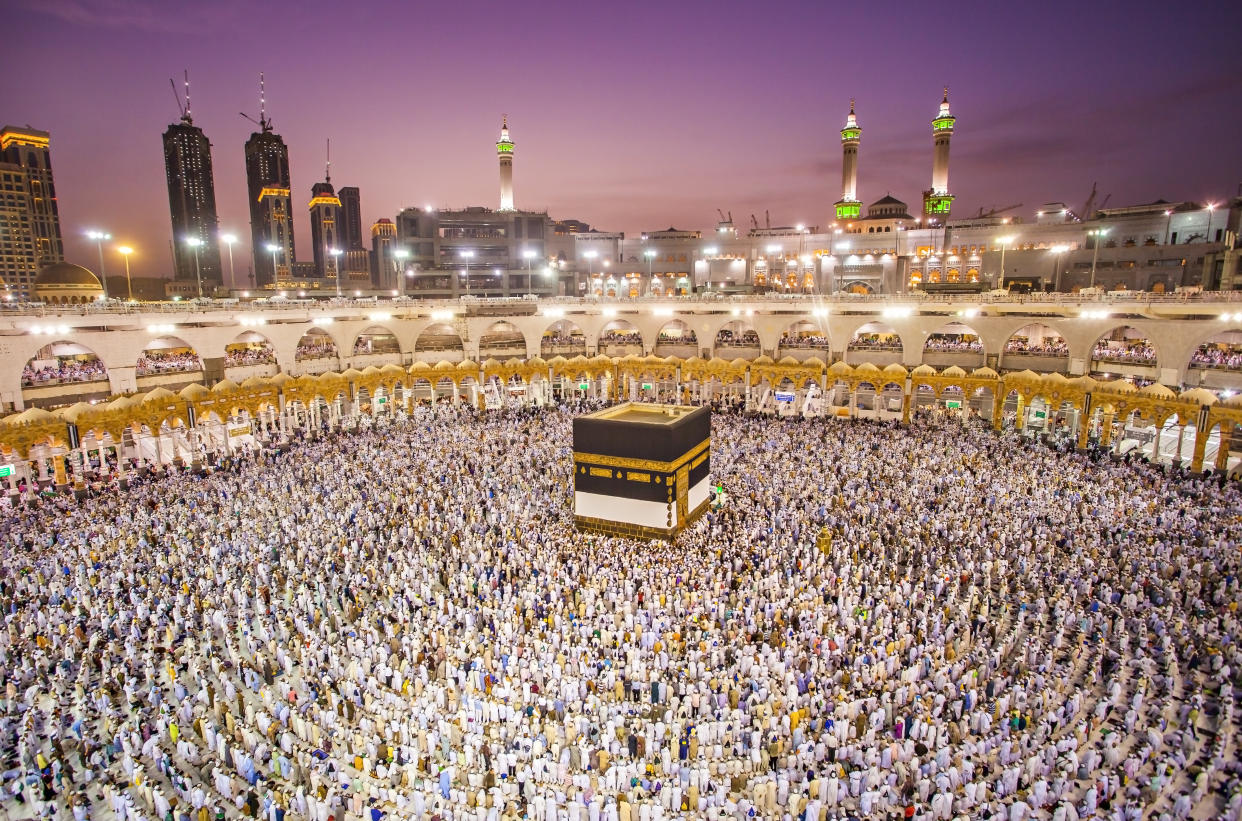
497 116 514 211
923 87 956 220
834 99 862 221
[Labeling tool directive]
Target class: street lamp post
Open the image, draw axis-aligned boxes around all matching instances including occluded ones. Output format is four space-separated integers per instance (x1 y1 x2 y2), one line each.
329 248 342 297
266 243 280 284
459 250 474 295
87 230 111 300
996 235 1015 287
1204 203 1216 243
522 249 537 292
583 250 597 281
1087 228 1109 289
117 246 134 300
393 248 410 296
1163 210 1173 245
644 248 657 289
185 237 203 298
1048 245 1069 293
221 234 237 292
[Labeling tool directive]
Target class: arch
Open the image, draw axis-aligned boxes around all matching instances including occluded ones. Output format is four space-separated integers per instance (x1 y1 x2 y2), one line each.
922 322 984 356
1003 323 1068 359
138 336 202 376
414 323 464 354
540 319 587 357
842 281 873 295
599 319 642 355
714 319 759 352
1187 328 1242 373
778 320 830 353
21 340 108 388
1090 325 1158 369
351 325 402 356
295 328 339 361
478 320 526 360
847 322 902 353
225 331 276 368
654 319 697 346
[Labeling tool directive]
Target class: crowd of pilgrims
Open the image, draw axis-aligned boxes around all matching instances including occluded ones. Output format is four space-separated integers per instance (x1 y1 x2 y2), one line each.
20 359 108 387
135 352 202 377
1 401 1240 821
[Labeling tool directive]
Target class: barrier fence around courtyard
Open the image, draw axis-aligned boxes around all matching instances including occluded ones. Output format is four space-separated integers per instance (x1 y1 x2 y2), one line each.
0 353 1238 490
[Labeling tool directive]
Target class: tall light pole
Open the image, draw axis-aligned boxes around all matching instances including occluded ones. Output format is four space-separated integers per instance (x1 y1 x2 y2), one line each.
643 248 657 292
86 230 111 300
329 248 342 297
1204 202 1216 243
1048 244 1069 292
393 248 410 296
221 233 237 291
266 243 280 284
583 250 598 281
1087 228 1109 289
996 235 1015 287
185 236 204 298
117 246 134 300
459 249 474 295
1163 210 1173 245
523 248 537 291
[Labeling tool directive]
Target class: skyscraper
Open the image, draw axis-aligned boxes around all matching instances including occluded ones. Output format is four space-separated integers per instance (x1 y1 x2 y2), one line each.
309 172 342 284
1 125 64 283
371 218 397 290
163 100 222 290
338 187 363 250
244 104 294 288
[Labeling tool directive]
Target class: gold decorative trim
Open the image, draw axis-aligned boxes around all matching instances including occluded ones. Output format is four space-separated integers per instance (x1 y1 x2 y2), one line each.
588 467 613 478
572 437 710 473
626 471 651 483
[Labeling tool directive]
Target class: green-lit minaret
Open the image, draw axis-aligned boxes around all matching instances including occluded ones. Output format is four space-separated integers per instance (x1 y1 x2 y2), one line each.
923 87 956 219
834 99 862 221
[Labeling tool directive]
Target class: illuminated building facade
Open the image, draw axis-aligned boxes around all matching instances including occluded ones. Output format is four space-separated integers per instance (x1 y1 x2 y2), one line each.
0 126 64 288
308 176 342 282
244 121 294 287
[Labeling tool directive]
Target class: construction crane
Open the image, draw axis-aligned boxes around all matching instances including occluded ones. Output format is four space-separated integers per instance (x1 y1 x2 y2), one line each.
239 73 272 133
1079 182 1098 223
750 214 759 230
169 70 192 124
717 208 728 223
975 203 1023 219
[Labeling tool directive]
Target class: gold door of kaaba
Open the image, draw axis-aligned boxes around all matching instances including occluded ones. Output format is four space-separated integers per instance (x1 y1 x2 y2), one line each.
675 464 689 523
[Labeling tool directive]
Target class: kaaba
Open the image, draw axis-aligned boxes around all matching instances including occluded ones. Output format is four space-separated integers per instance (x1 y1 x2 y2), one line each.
572 402 711 540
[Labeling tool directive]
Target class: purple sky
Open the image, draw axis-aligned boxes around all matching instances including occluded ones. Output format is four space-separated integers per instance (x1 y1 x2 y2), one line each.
5 0 1241 279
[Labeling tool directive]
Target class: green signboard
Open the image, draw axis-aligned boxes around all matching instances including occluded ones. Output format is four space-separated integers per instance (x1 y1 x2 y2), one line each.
945 400 962 409
578 382 589 390
1033 409 1047 420
641 382 653 391
0 465 12 478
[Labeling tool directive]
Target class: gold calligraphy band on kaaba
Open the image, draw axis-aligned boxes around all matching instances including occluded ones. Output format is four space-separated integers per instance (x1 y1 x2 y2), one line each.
571 438 710 473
